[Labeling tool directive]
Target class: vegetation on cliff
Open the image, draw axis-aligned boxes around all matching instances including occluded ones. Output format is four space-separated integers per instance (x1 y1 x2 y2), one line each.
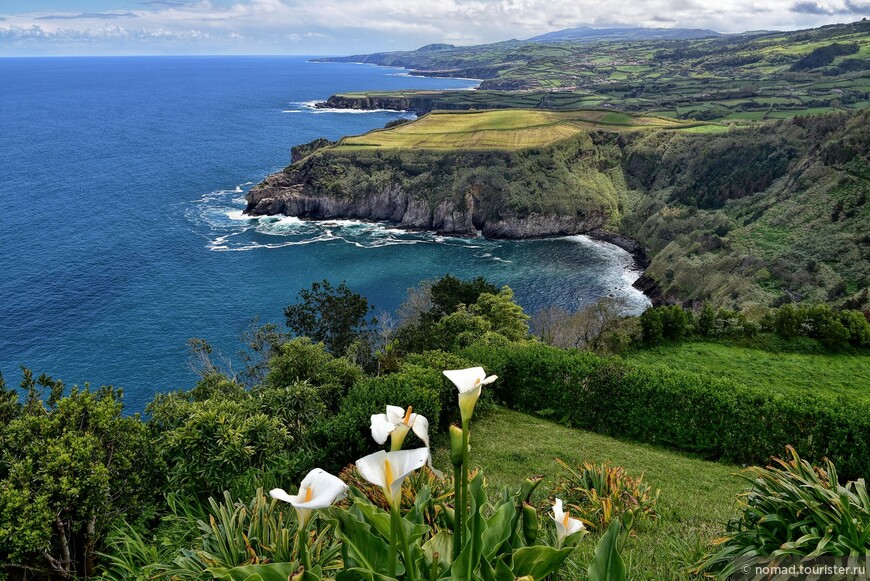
249 107 868 309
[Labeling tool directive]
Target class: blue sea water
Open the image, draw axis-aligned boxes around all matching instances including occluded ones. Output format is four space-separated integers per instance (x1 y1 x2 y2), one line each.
0 56 649 411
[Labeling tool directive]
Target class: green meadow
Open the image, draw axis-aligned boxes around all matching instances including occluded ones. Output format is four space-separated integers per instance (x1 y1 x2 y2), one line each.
333 109 715 151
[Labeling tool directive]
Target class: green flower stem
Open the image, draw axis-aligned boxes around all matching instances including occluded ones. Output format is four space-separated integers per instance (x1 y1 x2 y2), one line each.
396 509 417 581
452 462 463 557
389 502 400 578
298 531 311 572
459 419 471 553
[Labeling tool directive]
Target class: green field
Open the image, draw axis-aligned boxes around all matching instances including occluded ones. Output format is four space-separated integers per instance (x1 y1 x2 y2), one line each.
318 20 870 121
623 341 870 400
334 109 710 151
434 408 743 580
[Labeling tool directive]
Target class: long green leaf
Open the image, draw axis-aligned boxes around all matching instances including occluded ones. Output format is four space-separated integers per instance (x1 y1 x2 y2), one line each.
588 520 626 581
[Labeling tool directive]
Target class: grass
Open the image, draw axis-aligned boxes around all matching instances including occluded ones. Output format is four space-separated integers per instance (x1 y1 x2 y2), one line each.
434 408 744 580
333 109 699 151
623 341 870 400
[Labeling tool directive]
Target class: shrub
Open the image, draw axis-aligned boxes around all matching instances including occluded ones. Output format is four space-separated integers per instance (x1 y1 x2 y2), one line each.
322 365 444 470
696 447 870 576
0 373 158 579
263 337 364 409
639 308 664 343
547 459 659 532
460 342 870 478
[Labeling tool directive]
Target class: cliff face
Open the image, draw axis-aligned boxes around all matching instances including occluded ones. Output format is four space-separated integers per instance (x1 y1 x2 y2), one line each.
316 94 506 115
245 173 608 239
244 130 628 239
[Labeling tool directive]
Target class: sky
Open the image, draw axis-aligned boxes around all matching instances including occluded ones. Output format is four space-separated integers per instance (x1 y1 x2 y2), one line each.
0 0 868 56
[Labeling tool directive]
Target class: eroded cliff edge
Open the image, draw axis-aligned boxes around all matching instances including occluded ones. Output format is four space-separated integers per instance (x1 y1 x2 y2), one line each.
245 132 626 239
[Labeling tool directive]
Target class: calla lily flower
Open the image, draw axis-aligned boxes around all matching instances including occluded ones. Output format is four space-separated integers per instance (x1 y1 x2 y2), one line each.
551 498 585 548
355 447 429 507
270 468 348 530
443 367 497 423
370 405 443 477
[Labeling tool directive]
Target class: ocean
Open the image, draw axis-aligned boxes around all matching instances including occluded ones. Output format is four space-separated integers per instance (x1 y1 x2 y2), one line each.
0 56 649 411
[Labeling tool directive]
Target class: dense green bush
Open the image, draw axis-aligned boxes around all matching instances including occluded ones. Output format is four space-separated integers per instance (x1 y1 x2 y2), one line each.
635 302 869 351
461 342 870 479
321 364 445 470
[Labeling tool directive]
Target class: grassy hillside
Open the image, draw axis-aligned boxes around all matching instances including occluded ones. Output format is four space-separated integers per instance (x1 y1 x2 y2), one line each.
333 109 711 151
317 20 870 120
623 341 870 400
434 408 744 580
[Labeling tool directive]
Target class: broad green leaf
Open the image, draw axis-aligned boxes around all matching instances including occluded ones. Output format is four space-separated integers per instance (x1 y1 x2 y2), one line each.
347 568 400 581
324 507 399 576
422 529 454 565
511 546 575 579
206 562 298 581
588 520 627 581
481 500 514 560
354 499 430 544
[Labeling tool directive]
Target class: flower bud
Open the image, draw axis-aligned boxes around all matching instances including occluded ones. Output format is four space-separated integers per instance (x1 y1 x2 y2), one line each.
521 502 539 545
440 503 455 529
519 475 544 503
449 424 465 466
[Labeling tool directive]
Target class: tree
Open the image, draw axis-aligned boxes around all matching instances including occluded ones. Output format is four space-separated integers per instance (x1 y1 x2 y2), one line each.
427 275 498 321
471 287 530 342
0 371 158 579
284 280 376 356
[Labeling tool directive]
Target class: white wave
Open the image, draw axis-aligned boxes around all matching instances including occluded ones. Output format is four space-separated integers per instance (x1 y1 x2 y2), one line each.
226 210 253 221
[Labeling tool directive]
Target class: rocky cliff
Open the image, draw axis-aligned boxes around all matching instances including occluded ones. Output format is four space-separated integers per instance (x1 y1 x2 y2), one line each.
245 173 608 239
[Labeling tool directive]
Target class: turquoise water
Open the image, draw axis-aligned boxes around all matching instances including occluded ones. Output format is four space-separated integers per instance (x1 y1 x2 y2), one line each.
0 56 648 411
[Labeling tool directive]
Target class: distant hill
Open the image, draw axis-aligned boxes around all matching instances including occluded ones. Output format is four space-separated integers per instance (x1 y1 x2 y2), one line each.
527 26 721 42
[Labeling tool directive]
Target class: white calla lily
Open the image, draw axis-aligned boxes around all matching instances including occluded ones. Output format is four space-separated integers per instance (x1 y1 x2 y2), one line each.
270 468 348 530
355 447 429 506
443 367 497 423
551 498 585 548
370 405 443 477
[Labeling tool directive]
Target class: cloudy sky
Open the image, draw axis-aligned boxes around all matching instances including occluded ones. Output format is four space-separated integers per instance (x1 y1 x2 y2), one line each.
0 0 867 56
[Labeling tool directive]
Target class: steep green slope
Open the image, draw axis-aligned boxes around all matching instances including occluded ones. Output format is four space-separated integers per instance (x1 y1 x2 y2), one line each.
621 110 870 307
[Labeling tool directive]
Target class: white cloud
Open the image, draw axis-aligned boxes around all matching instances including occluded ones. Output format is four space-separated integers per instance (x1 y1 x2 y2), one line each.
0 0 867 55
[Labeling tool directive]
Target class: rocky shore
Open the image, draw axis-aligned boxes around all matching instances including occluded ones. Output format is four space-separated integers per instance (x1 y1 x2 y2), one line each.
245 174 609 239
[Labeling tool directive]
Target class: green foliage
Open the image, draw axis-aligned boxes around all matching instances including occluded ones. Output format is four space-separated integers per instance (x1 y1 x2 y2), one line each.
0 372 157 579
548 460 659 532
426 275 498 321
147 377 295 500
639 308 663 344
398 277 531 353
323 365 445 470
284 280 377 357
462 341 870 478
263 337 364 410
588 520 627 581
696 447 870 577
104 489 340 580
470 287 530 341
790 42 860 71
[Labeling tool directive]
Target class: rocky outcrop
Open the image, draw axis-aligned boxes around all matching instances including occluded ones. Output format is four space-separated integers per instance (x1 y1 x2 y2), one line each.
245 172 610 239
315 95 423 114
